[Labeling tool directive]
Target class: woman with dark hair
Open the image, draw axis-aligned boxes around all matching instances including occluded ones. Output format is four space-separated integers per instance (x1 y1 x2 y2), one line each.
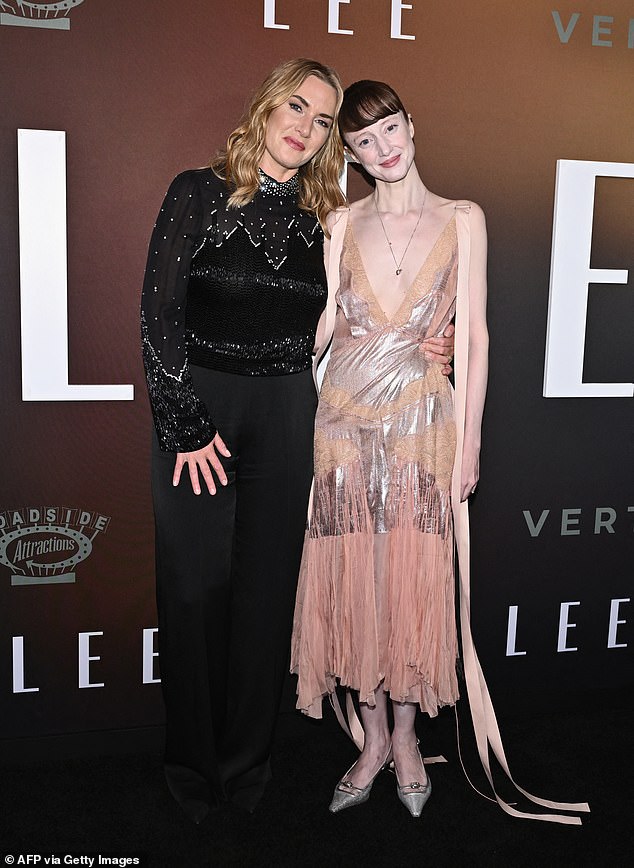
142 61 457 821
291 79 489 817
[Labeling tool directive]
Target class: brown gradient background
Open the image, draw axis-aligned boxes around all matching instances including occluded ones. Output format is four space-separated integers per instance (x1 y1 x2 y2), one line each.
1 1 632 740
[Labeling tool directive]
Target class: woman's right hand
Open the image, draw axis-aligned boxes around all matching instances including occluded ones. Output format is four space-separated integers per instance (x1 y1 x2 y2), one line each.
173 433 232 495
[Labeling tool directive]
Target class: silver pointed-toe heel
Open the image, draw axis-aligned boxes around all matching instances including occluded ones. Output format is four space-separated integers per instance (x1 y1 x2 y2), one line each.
395 741 432 817
328 746 392 814
396 776 431 817
329 774 374 813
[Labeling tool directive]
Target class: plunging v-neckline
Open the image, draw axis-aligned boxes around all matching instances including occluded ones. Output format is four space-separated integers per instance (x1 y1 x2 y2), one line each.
348 212 456 324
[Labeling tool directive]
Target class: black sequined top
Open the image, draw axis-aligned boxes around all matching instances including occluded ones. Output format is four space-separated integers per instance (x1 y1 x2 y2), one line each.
141 168 328 452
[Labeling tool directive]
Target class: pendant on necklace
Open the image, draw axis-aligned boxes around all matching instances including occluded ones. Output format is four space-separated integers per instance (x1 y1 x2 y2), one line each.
375 190 428 281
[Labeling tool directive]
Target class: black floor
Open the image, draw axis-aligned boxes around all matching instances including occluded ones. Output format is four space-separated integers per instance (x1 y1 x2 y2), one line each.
1 694 632 867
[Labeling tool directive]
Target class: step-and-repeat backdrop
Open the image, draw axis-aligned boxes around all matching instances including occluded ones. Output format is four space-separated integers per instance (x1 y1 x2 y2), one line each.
1 1 632 741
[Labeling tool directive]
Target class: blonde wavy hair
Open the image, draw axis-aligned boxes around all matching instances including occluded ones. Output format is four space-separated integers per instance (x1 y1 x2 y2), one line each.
212 58 345 232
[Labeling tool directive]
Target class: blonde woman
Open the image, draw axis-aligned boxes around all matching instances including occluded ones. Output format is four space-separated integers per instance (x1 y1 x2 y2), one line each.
141 59 346 821
142 61 453 821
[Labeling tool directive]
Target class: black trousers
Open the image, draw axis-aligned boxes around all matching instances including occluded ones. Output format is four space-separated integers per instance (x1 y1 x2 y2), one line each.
152 366 317 820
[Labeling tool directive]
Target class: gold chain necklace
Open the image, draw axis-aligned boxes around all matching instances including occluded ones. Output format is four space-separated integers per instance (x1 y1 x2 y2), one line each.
374 189 427 276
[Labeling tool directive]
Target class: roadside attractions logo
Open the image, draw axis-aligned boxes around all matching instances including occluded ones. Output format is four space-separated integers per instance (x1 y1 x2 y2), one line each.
0 0 85 30
0 507 109 586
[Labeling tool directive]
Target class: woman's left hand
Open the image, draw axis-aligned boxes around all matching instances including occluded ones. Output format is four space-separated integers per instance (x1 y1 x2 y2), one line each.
460 445 480 502
420 323 455 375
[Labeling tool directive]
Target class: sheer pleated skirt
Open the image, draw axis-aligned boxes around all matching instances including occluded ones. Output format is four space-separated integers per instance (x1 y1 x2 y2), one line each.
291 457 459 718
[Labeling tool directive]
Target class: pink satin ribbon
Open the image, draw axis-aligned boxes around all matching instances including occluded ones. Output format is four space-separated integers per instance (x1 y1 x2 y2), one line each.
452 203 589 824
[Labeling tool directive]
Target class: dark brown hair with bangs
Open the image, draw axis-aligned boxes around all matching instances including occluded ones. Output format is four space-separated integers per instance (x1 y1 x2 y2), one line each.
338 80 408 138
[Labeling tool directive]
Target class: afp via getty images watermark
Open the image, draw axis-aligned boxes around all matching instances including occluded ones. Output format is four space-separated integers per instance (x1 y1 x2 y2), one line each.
3 854 146 866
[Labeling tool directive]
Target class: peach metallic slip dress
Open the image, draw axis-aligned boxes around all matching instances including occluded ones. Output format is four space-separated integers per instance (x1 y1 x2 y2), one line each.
291 213 459 718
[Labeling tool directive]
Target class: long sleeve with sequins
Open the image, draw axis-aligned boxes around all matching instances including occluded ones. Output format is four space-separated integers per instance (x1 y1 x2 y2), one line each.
141 172 216 452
